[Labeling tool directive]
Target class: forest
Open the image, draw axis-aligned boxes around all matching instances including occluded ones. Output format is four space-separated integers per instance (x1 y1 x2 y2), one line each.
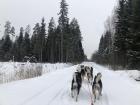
0 0 85 63
92 0 140 70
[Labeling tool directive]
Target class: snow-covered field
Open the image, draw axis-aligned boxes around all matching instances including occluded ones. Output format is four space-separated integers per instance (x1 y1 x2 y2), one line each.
0 62 140 105
0 62 71 83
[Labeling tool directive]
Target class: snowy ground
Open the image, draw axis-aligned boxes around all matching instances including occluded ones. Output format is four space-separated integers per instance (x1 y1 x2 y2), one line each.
0 62 140 105
0 62 71 83
116 70 140 81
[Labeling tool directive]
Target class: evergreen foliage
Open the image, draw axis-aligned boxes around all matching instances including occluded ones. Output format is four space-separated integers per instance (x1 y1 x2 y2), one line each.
92 0 140 70
0 0 85 63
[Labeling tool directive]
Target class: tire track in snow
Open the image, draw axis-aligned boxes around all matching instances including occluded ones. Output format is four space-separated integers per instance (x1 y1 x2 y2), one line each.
17 75 66 105
43 71 73 105
44 71 72 105
59 82 72 105
44 76 71 105
45 85 66 105
18 68 73 105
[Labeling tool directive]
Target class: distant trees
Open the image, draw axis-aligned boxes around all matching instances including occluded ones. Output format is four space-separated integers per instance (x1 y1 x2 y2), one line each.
92 0 140 70
46 0 85 63
0 0 85 63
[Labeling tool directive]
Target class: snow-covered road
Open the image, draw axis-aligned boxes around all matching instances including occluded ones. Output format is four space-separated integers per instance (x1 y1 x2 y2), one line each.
0 62 140 105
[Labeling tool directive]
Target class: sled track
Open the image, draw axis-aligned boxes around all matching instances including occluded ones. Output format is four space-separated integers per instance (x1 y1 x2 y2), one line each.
18 76 65 105
45 84 66 105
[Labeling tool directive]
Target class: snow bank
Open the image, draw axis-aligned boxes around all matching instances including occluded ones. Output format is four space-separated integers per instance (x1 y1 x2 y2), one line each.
0 62 71 84
116 70 140 81
42 63 71 73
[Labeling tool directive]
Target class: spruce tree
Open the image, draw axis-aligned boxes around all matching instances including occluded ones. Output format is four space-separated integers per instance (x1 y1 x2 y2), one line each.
55 26 62 62
39 18 46 62
0 39 4 61
0 21 13 61
1 35 12 61
3 21 11 39
113 0 128 68
10 26 15 41
46 17 56 62
22 25 31 58
31 23 40 61
58 0 69 62
127 0 140 69
16 27 24 61
70 18 84 62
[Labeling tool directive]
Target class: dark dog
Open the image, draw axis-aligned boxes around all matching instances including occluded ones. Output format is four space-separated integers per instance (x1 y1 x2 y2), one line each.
92 73 102 102
71 71 82 101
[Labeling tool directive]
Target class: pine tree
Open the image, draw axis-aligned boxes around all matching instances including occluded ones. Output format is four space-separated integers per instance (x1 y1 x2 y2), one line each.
98 35 105 55
127 0 140 69
0 39 4 61
22 25 31 58
113 0 128 68
58 0 69 62
15 27 24 61
3 21 11 39
97 35 105 64
55 26 62 62
46 17 56 62
1 35 12 61
39 18 46 62
10 26 15 41
69 18 84 62
31 23 40 61
0 21 13 61
103 31 112 64
8 26 15 61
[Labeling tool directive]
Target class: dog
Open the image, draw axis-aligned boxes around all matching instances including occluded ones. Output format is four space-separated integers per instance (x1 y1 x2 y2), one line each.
80 65 86 81
92 73 102 102
76 65 84 72
71 71 82 101
76 65 87 81
85 66 93 84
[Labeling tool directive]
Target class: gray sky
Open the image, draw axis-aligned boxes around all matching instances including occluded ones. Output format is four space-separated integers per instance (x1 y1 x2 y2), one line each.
0 0 117 59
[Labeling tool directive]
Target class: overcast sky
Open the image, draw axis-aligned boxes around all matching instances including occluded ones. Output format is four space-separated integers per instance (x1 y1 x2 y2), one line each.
0 0 117 59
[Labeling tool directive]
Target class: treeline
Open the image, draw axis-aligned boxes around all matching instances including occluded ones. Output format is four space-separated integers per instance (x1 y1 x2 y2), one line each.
0 0 85 63
92 0 140 70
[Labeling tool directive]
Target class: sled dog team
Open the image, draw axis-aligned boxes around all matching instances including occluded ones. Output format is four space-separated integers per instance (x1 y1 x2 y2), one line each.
71 65 102 102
